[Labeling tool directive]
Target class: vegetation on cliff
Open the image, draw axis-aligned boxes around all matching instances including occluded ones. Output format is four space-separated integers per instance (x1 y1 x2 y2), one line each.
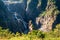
0 0 60 40
0 24 60 40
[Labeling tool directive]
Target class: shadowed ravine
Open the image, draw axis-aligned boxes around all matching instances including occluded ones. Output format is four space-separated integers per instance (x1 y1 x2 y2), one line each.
0 0 60 33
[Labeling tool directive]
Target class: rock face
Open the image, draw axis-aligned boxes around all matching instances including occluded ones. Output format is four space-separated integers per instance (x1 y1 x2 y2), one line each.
0 0 28 33
36 14 56 32
0 0 60 33
36 0 59 32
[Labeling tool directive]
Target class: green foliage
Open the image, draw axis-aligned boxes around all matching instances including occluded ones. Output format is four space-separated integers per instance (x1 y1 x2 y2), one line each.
53 24 60 37
0 27 15 39
55 24 60 30
0 26 60 40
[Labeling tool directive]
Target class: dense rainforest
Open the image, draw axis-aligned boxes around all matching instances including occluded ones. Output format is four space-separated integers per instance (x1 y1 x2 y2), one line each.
0 0 60 40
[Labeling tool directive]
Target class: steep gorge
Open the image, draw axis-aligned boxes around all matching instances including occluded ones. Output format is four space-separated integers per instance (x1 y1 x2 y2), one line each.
0 0 60 33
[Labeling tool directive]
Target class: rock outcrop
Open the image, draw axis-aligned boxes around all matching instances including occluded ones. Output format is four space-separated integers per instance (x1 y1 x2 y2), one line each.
36 0 59 32
0 0 60 33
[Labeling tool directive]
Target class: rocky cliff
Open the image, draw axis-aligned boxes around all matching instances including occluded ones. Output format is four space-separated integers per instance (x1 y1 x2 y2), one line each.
36 0 59 32
0 0 60 33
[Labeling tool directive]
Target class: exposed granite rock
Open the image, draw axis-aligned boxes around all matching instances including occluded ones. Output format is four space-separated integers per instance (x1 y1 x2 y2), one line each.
36 0 59 32
0 0 60 33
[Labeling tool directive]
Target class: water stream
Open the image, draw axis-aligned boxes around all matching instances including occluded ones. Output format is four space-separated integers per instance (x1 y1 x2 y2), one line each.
1 0 28 33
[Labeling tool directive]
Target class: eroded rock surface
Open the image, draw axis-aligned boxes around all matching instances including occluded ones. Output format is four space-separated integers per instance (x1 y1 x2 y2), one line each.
0 0 60 33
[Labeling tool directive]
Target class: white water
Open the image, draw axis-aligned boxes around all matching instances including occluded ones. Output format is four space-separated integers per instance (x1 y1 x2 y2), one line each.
2 0 24 10
2 0 27 29
14 12 27 29
26 0 31 11
3 1 23 4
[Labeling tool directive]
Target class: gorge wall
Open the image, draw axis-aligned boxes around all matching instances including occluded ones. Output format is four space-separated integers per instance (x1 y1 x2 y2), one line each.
0 0 60 33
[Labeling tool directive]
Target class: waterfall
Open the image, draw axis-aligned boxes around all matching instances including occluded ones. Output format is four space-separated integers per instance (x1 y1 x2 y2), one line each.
26 0 31 11
3 1 23 4
13 12 27 29
1 0 28 33
2 0 24 11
